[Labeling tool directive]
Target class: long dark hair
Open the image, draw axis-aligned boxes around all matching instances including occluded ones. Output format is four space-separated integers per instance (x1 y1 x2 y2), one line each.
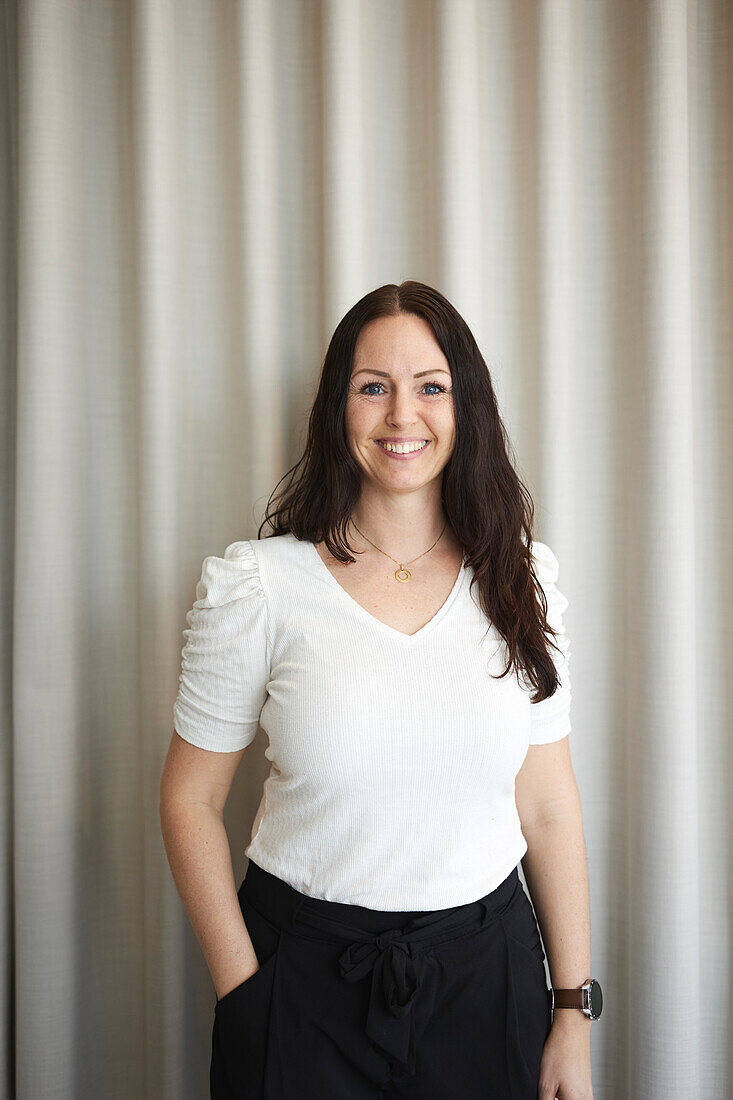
257 280 563 704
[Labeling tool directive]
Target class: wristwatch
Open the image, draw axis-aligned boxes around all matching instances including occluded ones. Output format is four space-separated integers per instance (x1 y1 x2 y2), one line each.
549 978 603 1021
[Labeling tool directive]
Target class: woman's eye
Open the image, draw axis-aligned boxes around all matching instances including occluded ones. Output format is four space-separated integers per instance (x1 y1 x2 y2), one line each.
358 380 447 396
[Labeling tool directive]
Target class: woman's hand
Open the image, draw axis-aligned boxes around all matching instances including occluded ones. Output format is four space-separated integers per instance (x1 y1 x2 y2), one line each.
538 1012 594 1099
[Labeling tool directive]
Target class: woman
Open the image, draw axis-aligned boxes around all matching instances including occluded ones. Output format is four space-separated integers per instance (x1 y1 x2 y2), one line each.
160 281 598 1100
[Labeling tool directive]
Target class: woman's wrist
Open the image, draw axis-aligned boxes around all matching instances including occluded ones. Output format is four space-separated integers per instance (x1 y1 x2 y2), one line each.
216 960 260 1001
551 1008 593 1036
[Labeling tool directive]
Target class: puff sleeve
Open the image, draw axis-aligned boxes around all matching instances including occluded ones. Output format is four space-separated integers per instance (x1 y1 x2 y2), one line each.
172 540 270 752
527 541 572 744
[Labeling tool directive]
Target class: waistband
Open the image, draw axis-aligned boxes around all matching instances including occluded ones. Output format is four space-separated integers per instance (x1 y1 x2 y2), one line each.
242 858 521 944
240 861 524 1077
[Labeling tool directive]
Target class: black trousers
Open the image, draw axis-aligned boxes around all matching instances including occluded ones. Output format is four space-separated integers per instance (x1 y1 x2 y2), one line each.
210 860 553 1100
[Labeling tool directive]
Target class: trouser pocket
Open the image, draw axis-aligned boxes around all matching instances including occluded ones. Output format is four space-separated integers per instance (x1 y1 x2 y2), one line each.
210 894 281 1100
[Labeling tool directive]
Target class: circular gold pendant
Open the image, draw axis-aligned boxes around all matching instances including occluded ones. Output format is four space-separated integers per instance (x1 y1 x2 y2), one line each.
395 566 411 582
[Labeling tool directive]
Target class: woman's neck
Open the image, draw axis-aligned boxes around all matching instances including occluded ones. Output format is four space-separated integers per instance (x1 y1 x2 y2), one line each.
347 505 456 563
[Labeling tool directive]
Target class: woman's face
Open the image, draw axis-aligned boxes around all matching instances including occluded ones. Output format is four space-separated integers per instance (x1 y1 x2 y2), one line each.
345 313 456 494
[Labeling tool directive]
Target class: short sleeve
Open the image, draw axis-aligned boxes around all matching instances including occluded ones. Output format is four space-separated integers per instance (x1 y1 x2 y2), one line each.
172 540 270 752
527 541 572 745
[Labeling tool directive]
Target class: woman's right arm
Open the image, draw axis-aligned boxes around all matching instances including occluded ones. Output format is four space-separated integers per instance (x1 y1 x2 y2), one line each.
159 731 259 1001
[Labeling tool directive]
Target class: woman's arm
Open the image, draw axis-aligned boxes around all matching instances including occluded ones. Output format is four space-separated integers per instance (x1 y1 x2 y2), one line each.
521 808 592 1037
159 733 259 1000
515 736 591 1033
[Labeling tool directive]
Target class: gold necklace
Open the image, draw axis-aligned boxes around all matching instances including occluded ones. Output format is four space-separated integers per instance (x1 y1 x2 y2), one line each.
349 519 449 582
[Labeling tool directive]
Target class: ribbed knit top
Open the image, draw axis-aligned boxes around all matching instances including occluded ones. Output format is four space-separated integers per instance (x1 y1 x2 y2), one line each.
172 532 572 910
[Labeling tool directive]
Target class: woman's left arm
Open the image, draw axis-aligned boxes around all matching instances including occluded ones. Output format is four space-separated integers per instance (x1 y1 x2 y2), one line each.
521 808 594 1100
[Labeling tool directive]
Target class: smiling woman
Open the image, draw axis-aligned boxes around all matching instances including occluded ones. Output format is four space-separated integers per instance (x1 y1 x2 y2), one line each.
163 280 595 1100
346 317 456 490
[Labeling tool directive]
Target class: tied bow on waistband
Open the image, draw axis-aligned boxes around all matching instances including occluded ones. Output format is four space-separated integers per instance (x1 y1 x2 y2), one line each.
338 927 428 1071
289 880 539 1097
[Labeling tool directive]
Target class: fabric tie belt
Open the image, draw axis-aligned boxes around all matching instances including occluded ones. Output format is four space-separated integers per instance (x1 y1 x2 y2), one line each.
337 926 426 1069
291 881 536 1090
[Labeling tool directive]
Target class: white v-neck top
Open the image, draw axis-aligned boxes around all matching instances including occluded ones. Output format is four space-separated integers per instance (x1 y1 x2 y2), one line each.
173 532 572 909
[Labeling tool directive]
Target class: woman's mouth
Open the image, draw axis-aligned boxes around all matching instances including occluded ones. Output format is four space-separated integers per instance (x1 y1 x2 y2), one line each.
374 439 431 459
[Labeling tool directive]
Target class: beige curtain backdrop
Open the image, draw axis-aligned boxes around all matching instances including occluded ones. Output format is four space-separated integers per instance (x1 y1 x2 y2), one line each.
2 0 731 1097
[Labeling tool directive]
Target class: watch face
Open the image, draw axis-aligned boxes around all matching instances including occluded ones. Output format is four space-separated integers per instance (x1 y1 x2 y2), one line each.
589 979 603 1019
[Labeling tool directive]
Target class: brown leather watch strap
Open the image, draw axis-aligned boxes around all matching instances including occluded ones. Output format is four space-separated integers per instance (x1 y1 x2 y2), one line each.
549 978 603 1020
551 986 585 1010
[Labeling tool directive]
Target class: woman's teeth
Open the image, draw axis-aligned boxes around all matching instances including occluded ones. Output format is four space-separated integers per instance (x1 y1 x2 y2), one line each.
376 440 430 454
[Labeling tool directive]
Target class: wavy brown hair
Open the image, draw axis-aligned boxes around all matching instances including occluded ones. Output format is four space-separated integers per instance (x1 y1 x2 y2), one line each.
257 280 563 704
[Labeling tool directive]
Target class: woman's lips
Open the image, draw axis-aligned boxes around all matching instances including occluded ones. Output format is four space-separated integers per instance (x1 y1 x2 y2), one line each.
374 439 431 460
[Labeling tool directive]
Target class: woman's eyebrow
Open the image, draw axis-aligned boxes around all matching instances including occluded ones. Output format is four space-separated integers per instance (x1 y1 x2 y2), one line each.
352 368 452 379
